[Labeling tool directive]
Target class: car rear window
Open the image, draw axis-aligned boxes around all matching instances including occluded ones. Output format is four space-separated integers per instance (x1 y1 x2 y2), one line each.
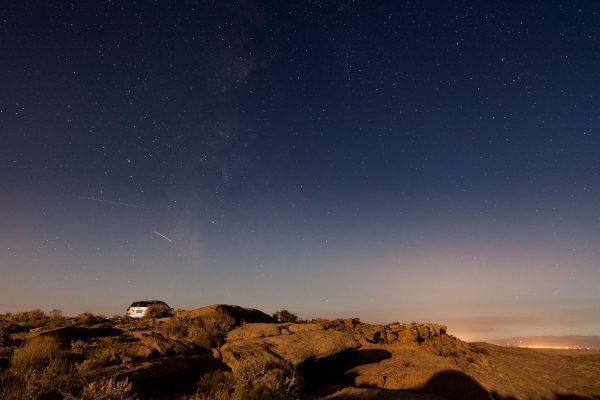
131 301 151 307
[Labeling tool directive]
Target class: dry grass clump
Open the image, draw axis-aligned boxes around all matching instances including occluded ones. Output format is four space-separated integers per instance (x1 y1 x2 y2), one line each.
69 377 136 400
11 336 70 373
193 313 237 348
190 359 300 400
3 309 49 328
86 337 121 367
161 312 236 349
77 312 105 326
145 304 170 318
2 336 75 399
272 309 298 323
1 335 137 400
161 315 191 337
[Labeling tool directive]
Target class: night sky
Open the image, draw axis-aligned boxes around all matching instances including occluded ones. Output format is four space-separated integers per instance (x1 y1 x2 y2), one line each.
1 1 599 340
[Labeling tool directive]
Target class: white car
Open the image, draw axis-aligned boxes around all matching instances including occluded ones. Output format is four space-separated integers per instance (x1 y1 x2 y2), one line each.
126 300 173 318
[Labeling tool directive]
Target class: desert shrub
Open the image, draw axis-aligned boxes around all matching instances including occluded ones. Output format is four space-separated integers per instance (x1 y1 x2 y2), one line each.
194 370 236 399
76 377 136 400
48 309 65 328
145 304 167 318
0 312 13 322
10 309 48 327
272 310 298 323
3 336 77 399
193 329 220 349
11 336 70 373
163 312 236 348
86 338 120 367
161 315 191 337
1 335 136 400
71 340 89 355
235 359 300 399
191 359 300 400
193 313 237 348
77 312 105 326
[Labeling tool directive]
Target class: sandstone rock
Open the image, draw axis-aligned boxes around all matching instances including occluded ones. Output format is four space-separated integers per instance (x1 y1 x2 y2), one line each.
430 324 446 336
394 327 419 344
257 329 359 366
226 323 283 340
417 325 431 340
221 323 359 371
122 343 157 360
220 341 283 372
211 348 221 359
355 325 386 344
321 387 447 399
343 318 360 328
345 344 458 390
287 322 325 333
132 332 193 356
178 304 273 324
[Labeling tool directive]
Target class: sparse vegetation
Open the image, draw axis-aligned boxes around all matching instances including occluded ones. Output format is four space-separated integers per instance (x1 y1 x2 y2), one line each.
161 314 191 337
10 336 70 373
77 312 105 326
161 312 237 348
73 377 137 400
1 335 137 400
1 309 49 328
146 303 168 318
191 359 300 400
86 337 120 367
272 310 298 323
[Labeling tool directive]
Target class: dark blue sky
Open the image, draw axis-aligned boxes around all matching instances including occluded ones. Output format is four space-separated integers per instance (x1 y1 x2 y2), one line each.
1 1 599 340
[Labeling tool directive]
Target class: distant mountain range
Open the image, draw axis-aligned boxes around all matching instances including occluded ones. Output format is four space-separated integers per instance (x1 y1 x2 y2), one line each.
488 335 600 349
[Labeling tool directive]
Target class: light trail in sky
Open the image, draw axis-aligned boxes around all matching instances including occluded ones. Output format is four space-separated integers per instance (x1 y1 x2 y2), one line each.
77 195 150 210
153 230 173 243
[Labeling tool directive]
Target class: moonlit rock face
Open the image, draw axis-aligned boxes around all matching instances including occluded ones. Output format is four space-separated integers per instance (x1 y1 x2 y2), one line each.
1 1 600 340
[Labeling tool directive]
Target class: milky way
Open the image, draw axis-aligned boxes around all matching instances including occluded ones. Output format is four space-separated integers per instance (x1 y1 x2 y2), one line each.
1 1 599 340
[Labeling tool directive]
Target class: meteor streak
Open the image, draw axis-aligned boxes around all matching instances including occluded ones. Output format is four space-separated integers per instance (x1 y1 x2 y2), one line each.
153 230 173 242
77 195 150 210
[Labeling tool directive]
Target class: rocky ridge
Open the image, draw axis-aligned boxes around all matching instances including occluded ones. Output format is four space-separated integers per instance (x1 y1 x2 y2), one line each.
2 305 599 399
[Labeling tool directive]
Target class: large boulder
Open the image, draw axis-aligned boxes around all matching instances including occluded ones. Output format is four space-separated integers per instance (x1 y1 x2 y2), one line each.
221 322 359 370
259 329 359 366
177 304 273 324
220 341 283 372
344 344 459 390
